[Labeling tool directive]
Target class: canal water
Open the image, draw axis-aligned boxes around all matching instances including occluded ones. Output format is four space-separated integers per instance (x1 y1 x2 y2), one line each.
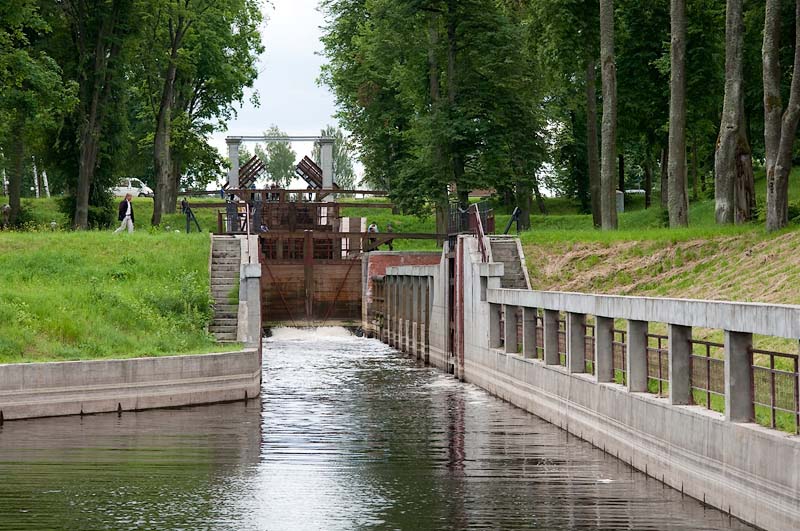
0 328 752 530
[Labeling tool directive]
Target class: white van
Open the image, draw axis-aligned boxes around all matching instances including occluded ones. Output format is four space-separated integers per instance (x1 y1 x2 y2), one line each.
112 178 154 198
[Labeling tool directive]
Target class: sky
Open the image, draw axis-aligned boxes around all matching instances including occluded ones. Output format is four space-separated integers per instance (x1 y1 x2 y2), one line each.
209 0 339 177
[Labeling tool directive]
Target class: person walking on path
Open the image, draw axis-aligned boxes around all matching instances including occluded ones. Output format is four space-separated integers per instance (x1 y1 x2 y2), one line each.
114 193 135 233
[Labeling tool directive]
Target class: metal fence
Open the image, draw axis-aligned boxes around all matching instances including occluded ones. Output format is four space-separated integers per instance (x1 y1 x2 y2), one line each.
612 329 627 385
752 348 800 434
689 339 726 413
646 333 669 397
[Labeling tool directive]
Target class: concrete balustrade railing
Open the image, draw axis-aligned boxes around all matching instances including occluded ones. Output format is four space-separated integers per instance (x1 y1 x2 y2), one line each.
486 288 800 424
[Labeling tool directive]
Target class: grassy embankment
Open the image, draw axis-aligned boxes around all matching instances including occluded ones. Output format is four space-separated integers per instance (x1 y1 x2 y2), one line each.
0 231 233 364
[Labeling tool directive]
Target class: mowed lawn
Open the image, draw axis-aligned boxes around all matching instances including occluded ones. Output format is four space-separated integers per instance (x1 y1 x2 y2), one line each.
0 231 232 364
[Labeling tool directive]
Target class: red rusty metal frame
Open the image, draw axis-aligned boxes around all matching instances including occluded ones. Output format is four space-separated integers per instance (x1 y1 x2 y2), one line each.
317 258 359 328
262 262 298 328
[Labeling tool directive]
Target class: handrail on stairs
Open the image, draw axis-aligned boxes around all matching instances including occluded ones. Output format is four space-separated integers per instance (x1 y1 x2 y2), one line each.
470 203 490 263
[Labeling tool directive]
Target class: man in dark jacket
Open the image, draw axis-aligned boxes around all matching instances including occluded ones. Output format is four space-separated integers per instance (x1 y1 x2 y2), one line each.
114 193 135 233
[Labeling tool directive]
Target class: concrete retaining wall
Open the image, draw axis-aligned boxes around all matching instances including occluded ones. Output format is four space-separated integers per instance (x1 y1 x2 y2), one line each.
381 236 800 531
0 235 264 423
0 349 261 422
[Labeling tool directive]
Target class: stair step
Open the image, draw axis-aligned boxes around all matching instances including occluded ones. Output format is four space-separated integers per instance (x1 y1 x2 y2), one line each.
214 312 238 320
212 318 238 327
211 266 239 272
210 325 238 334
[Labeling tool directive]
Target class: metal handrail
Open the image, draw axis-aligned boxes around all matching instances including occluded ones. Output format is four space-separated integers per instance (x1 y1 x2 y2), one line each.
471 203 489 263
245 202 252 264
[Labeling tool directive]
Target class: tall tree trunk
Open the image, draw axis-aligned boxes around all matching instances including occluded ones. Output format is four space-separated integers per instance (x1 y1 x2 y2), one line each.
8 124 23 226
734 125 756 223
691 139 699 200
668 0 689 227
599 0 618 229
166 155 181 213
660 147 669 208
68 0 124 229
585 56 601 228
42 169 50 198
152 61 177 226
446 2 467 206
446 2 466 205
517 186 532 230
533 177 548 215
716 0 750 224
428 12 448 242
644 156 653 208
75 122 101 228
32 157 40 198
763 0 800 231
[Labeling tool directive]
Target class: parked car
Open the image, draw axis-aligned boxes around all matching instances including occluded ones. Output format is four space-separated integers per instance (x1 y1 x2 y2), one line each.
112 178 154 198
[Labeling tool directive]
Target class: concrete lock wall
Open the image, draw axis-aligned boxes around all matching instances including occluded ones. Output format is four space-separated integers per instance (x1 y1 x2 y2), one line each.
0 349 261 421
0 235 264 423
382 236 800 531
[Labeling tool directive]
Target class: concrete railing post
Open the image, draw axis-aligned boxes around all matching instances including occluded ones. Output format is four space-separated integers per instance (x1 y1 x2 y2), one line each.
424 277 431 361
504 305 518 354
522 307 538 359
544 309 560 365
401 276 409 353
668 324 692 405
489 304 502 349
414 278 421 359
725 330 754 422
392 277 400 348
567 312 586 373
595 316 614 382
385 277 391 346
627 320 649 392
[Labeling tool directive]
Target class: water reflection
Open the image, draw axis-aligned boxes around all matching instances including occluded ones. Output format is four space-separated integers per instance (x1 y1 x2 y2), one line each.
0 328 752 530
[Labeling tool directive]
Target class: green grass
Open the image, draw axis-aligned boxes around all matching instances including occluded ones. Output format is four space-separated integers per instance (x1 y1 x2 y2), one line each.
0 231 234 364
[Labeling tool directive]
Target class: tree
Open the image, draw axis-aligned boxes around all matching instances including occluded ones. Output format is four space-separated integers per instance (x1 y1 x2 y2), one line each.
763 0 800 232
312 125 358 190
600 0 618 229
586 56 601 226
0 1 75 225
255 126 296 188
714 0 754 224
668 0 689 227
61 0 140 229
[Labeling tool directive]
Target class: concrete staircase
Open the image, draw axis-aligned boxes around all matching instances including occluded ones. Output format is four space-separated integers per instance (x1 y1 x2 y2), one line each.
489 237 530 289
210 236 241 342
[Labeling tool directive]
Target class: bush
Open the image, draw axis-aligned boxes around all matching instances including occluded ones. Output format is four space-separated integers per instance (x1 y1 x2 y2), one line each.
58 186 115 228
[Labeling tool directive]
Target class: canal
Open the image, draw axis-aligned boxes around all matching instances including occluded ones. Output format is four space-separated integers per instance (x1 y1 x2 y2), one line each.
0 328 752 530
